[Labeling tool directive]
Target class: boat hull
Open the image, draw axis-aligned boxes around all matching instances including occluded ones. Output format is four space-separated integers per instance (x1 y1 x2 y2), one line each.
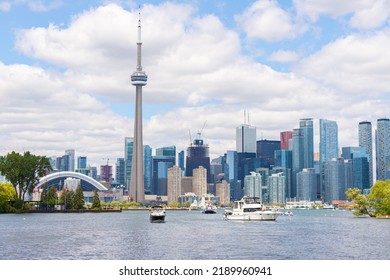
149 215 165 223
224 211 279 221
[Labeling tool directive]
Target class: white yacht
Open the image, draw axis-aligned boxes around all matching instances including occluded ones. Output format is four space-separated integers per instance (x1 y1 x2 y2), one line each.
149 205 166 223
224 197 280 221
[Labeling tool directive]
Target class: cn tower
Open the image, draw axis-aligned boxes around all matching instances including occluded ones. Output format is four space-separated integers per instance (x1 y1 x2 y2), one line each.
129 12 147 202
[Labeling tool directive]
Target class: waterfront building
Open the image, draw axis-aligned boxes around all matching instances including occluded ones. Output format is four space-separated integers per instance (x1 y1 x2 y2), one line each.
359 121 373 186
90 166 97 180
268 172 286 204
178 192 198 205
297 168 317 201
376 118 390 181
256 139 280 168
144 145 152 194
274 150 292 198
341 147 371 193
115 158 125 186
124 137 133 196
324 158 352 203
280 131 293 150
167 165 181 204
244 172 262 200
236 123 256 153
216 180 230 206
193 166 207 197
271 166 290 200
129 13 148 203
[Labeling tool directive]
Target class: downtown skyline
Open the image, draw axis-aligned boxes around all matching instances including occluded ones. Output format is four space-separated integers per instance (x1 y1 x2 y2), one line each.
1 0 390 168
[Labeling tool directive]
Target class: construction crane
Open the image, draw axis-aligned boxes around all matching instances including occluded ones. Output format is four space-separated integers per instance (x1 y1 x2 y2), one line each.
102 158 109 166
197 120 207 140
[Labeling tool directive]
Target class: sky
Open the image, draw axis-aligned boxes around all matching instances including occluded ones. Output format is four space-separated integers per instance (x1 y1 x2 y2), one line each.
1 0 390 169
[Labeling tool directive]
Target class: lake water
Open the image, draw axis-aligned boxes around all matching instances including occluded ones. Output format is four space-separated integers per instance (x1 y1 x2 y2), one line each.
1 209 390 260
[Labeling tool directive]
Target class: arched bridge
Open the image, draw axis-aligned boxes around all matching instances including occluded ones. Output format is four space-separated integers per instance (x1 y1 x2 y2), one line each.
37 171 108 192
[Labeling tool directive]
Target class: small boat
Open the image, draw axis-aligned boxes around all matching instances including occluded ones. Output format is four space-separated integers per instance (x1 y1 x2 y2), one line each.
284 210 293 216
223 196 280 221
149 205 166 223
202 201 217 214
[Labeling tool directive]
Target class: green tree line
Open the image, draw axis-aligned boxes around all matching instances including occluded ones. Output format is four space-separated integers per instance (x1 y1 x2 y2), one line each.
346 180 390 217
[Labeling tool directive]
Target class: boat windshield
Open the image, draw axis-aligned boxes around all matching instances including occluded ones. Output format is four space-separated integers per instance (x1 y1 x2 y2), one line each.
243 197 261 204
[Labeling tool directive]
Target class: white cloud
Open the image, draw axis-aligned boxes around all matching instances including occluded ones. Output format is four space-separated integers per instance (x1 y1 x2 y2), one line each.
268 50 300 63
235 0 301 42
294 30 390 96
349 0 390 29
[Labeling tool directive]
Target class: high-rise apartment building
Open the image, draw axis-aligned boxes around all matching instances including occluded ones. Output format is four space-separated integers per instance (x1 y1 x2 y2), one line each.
244 172 262 199
193 166 207 197
100 164 112 183
359 121 373 186
216 180 230 206
324 158 352 203
167 165 181 204
297 168 317 201
236 124 256 153
268 172 285 204
77 156 87 169
342 147 370 192
224 151 239 200
376 118 390 181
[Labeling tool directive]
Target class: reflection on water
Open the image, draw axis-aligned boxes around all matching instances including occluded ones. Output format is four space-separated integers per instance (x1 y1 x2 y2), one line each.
1 209 390 260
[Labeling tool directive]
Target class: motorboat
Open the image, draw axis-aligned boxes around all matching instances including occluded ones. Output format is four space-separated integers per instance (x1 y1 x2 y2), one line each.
202 201 217 214
223 197 280 221
284 210 294 216
149 205 166 223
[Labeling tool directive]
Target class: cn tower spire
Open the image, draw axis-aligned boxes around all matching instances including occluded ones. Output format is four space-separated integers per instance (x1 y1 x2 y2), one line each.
129 9 147 203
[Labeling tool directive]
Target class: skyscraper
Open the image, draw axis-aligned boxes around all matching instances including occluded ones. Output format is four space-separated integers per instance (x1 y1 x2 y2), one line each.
319 119 338 163
124 137 133 196
144 145 152 194
297 168 317 201
116 158 125 186
280 131 293 150
268 172 286 204
65 149 75 172
359 121 373 186
300 118 314 169
376 118 390 181
291 128 303 198
185 136 210 182
236 124 256 153
256 139 280 168
244 172 262 200
129 13 147 202
193 166 207 197
167 166 181 204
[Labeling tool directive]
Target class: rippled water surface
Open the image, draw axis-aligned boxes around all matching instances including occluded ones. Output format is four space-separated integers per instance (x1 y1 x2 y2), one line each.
1 209 390 260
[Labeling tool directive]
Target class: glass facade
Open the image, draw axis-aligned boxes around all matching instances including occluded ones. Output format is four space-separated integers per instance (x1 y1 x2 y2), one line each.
124 137 134 194
376 118 390 180
359 121 373 186
144 145 152 194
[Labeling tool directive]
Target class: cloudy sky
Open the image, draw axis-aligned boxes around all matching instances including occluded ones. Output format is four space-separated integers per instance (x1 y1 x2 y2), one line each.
1 0 390 169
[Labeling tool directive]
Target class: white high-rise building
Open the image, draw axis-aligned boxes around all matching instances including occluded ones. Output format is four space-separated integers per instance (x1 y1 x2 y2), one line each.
269 172 286 204
216 180 230 206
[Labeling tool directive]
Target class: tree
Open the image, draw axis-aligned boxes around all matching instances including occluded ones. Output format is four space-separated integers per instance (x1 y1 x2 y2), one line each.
0 151 52 206
73 185 84 210
345 188 370 216
368 180 390 217
0 182 16 213
92 189 101 209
